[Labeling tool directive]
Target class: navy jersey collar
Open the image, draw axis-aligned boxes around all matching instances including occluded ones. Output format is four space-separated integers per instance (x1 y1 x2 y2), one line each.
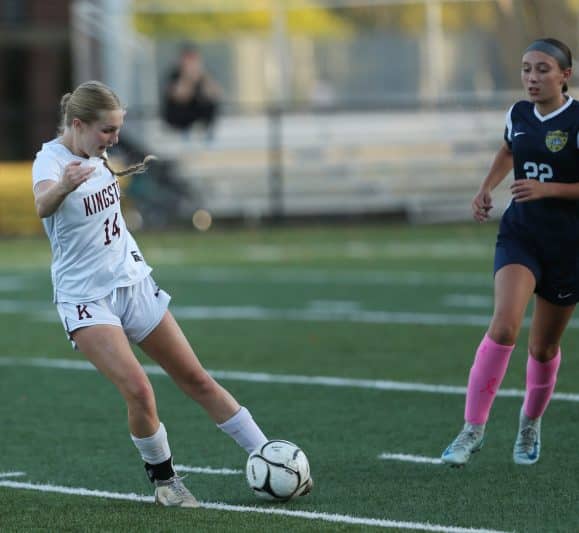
533 96 574 122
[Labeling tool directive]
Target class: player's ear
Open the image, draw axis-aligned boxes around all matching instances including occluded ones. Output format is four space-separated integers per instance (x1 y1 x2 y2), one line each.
71 117 83 131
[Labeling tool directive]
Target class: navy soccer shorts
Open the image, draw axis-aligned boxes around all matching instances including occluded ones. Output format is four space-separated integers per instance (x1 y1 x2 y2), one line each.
494 229 579 306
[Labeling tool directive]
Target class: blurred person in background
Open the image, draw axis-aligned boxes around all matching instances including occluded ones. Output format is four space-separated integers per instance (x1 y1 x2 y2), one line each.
441 38 577 467
162 42 222 140
31 80 292 507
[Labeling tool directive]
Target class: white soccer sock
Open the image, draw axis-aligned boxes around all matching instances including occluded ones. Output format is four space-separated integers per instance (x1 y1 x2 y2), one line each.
131 422 172 465
217 406 268 454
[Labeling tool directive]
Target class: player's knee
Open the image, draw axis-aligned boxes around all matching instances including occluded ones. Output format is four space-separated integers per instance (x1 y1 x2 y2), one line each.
179 369 217 399
488 323 519 345
528 342 559 362
123 377 156 412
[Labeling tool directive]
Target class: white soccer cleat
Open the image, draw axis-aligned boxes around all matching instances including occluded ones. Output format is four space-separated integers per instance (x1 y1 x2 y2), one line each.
441 423 485 466
154 475 200 508
513 409 541 465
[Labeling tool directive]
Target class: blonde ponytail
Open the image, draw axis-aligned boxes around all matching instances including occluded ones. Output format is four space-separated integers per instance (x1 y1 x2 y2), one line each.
58 93 73 135
101 154 158 177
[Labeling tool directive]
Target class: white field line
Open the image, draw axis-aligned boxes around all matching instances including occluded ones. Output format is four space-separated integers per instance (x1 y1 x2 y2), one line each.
1 356 579 403
0 480 153 502
238 241 492 261
169 268 493 287
443 294 493 309
0 471 26 478
141 241 493 263
174 464 242 475
171 306 495 327
1 269 492 289
0 479 512 533
7 298 579 330
378 453 442 465
0 300 494 327
0 277 25 292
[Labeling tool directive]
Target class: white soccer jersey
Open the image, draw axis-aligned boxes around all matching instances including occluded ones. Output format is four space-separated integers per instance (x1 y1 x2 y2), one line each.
32 139 151 303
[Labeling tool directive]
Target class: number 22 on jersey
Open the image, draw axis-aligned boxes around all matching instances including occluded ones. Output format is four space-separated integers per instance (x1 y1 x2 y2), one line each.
523 161 553 182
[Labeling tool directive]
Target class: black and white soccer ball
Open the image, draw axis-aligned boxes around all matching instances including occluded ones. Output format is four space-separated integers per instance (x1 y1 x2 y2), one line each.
246 440 311 502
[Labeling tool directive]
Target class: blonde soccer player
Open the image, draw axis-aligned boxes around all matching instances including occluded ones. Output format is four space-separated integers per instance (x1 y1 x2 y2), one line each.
32 80 295 506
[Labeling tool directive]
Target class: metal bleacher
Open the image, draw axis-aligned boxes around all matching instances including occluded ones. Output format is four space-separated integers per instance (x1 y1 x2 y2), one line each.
71 1 515 225
129 107 513 223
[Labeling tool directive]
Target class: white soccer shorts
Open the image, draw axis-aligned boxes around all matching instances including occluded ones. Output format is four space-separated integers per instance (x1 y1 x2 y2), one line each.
56 275 171 348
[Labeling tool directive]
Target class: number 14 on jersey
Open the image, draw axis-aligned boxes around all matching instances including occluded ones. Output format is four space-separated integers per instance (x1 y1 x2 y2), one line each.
104 212 121 245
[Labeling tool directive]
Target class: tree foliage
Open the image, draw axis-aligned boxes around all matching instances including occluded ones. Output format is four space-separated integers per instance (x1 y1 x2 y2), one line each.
133 1 352 38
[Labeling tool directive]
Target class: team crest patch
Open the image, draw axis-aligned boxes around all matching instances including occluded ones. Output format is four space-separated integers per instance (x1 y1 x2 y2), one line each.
545 130 568 152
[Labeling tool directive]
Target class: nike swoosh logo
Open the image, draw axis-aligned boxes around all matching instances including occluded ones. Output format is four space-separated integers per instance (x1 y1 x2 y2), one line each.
558 292 573 299
514 132 526 137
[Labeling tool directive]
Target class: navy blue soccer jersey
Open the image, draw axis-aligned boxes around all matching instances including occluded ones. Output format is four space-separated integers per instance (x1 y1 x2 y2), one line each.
496 97 579 304
503 97 579 237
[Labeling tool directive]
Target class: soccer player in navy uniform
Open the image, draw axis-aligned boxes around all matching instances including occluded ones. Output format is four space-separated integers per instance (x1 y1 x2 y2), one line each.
441 38 577 466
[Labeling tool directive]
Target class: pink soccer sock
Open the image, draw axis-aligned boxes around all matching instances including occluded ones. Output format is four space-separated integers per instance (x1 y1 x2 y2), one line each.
464 333 515 425
523 350 561 419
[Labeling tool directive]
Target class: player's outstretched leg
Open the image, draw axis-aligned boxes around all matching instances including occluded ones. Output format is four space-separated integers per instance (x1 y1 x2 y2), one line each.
441 422 485 466
512 407 541 465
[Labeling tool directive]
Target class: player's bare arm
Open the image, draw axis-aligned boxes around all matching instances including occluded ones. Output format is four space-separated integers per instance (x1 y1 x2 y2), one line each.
33 161 95 218
472 142 513 222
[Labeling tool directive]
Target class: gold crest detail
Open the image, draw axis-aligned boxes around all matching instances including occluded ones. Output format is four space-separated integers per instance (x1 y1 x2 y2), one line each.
545 130 568 152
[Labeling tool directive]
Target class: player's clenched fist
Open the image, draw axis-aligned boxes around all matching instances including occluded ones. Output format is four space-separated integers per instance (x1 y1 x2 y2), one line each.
60 160 95 193
471 188 493 222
